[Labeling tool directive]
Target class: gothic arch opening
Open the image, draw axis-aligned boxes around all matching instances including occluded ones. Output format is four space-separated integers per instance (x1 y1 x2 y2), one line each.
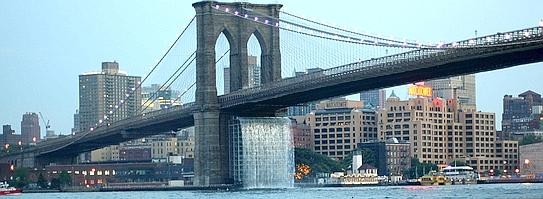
215 29 233 95
246 30 266 88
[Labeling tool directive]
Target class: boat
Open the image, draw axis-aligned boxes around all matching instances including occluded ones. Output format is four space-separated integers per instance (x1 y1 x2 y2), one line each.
442 166 478 185
0 182 22 195
419 171 451 186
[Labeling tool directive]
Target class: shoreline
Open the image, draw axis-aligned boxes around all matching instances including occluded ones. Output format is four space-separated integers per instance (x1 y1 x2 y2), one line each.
21 179 543 193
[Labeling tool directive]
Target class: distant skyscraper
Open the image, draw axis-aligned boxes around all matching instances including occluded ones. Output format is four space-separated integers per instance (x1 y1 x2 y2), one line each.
79 61 141 133
502 90 543 133
247 55 260 88
427 75 476 110
141 84 181 112
79 62 141 162
223 67 230 94
1 125 21 147
360 89 386 108
72 109 80 134
21 112 40 144
223 55 260 94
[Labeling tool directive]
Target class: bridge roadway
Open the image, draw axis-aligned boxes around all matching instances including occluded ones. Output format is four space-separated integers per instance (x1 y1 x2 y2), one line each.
3 26 543 161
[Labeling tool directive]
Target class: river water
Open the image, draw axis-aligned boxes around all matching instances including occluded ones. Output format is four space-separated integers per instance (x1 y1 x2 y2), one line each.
15 183 543 199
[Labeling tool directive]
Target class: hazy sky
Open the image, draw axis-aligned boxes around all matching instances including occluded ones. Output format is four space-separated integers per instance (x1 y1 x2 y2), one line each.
1 0 542 136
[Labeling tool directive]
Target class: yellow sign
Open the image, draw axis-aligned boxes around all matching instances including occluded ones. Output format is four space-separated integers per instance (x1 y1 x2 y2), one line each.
408 85 432 97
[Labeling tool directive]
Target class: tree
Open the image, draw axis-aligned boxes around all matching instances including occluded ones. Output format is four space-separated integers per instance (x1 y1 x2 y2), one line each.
37 173 48 189
520 134 543 145
12 168 29 188
294 148 341 174
58 171 71 188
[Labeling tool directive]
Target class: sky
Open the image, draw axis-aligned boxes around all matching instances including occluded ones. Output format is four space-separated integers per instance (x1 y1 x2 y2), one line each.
0 0 542 136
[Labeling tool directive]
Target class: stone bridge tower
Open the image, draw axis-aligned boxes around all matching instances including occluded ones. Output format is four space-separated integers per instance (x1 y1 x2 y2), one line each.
192 1 282 186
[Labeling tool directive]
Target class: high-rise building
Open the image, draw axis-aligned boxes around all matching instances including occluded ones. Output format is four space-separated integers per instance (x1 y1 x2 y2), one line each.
306 99 378 160
247 55 261 88
72 109 80 134
223 55 260 94
1 125 21 147
502 90 543 133
223 67 230 94
21 112 40 144
378 92 518 172
141 84 181 112
79 61 141 162
427 75 476 110
79 61 141 133
360 89 386 108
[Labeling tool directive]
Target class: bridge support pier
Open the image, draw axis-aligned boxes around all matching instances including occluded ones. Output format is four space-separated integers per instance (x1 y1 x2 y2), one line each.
194 111 233 186
192 1 282 187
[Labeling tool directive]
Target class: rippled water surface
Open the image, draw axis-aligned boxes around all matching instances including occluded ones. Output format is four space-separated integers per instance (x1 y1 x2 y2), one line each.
16 183 543 199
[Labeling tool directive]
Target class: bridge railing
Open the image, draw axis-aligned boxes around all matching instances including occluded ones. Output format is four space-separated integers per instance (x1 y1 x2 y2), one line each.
219 26 543 107
25 102 198 156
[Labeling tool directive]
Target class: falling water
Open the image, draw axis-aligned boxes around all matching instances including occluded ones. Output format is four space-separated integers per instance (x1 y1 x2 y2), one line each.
230 117 294 189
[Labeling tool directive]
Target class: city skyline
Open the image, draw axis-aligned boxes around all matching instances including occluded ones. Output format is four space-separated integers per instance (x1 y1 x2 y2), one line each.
1 0 543 135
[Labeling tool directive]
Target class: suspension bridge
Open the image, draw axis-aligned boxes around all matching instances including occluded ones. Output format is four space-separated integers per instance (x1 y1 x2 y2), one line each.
2 1 543 186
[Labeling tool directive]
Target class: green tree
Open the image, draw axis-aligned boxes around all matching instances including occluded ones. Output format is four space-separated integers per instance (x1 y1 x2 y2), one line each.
37 173 48 189
520 134 543 145
295 148 341 174
58 171 71 188
12 168 29 188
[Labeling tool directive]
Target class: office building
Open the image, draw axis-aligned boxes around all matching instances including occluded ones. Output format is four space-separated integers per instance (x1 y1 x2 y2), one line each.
378 92 518 172
357 139 411 176
21 112 40 144
426 75 476 110
502 90 543 133
141 84 181 112
223 55 260 94
360 89 386 108
177 128 194 159
306 99 378 160
1 125 21 147
291 117 313 149
72 109 80 134
247 55 261 88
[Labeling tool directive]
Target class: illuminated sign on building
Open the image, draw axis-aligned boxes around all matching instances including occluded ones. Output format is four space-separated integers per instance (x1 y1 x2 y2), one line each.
408 85 432 97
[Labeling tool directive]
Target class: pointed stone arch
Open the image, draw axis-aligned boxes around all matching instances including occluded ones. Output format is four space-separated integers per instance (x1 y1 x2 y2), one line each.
192 1 283 186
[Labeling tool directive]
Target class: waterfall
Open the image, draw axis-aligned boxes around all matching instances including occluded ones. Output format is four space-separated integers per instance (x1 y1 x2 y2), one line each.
230 117 294 189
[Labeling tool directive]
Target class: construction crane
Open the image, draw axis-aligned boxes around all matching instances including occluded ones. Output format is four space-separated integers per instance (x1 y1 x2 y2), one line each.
39 112 51 133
